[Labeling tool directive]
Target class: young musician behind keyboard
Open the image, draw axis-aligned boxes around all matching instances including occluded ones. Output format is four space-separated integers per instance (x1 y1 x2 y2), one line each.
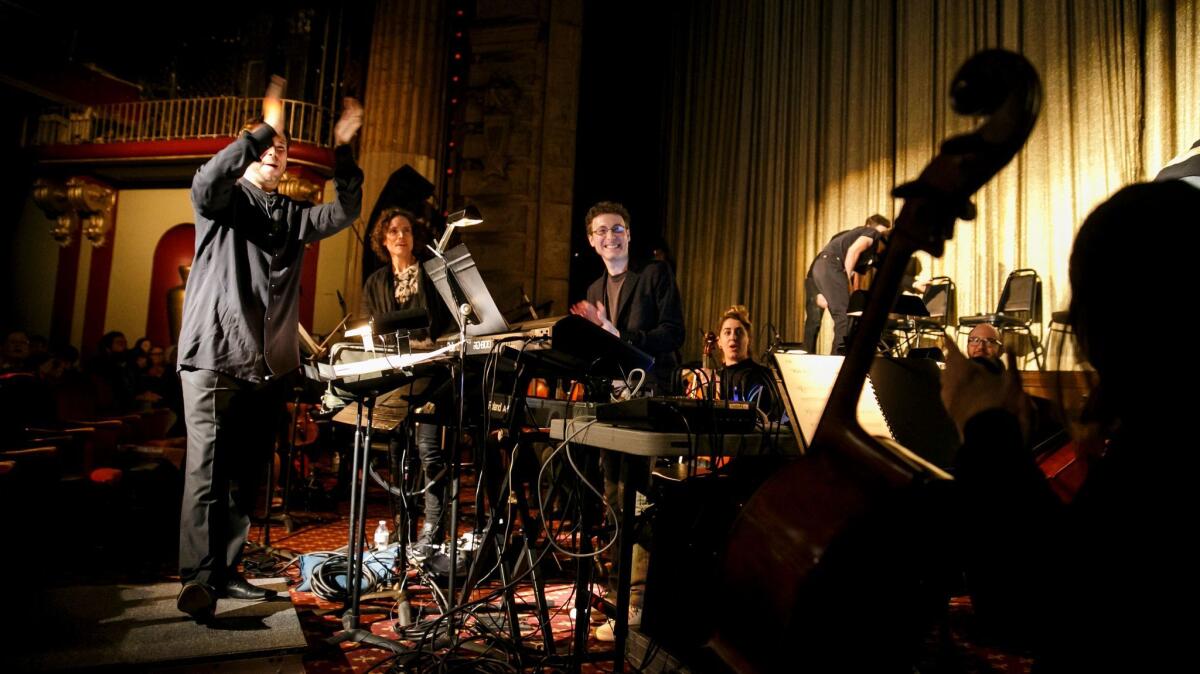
569 201 685 641
715 304 781 420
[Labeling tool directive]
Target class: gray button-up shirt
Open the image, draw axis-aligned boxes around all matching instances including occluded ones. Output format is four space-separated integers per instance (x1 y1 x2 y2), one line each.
177 124 363 382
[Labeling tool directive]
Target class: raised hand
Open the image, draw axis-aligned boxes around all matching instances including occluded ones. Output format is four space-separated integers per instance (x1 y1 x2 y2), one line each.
263 75 286 136
333 97 364 146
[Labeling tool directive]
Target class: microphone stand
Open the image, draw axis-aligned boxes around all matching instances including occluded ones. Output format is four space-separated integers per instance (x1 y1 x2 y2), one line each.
426 246 479 645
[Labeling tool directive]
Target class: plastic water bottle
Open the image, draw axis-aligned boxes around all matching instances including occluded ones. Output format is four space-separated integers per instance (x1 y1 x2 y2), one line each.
373 520 390 551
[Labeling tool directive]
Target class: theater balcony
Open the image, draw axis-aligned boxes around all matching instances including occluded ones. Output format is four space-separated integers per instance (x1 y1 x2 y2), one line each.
20 96 335 199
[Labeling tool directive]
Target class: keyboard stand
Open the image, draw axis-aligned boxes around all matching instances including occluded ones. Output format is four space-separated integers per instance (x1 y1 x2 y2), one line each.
324 389 406 654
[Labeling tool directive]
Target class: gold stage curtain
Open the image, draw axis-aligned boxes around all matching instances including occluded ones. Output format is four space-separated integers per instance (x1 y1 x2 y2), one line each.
663 0 1198 363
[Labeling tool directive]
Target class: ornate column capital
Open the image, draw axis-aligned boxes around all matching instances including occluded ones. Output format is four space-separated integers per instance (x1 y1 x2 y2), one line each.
279 173 322 204
33 176 116 247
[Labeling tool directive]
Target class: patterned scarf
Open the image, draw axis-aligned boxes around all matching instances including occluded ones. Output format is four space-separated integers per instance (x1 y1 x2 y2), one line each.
393 263 420 305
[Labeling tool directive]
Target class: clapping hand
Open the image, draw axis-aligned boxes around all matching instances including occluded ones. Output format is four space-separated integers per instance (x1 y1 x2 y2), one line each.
570 300 619 337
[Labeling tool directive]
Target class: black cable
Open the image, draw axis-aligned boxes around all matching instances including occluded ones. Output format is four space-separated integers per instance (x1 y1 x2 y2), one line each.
470 554 587 665
637 638 662 673
536 419 619 559
408 541 557 659
401 431 604 661
378 647 445 673
369 454 441 499
459 338 532 611
670 403 696 478
706 376 721 470
308 552 383 601
395 354 612 667
397 425 593 660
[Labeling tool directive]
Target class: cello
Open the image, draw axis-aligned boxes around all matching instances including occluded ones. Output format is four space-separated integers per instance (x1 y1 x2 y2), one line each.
710 50 1041 672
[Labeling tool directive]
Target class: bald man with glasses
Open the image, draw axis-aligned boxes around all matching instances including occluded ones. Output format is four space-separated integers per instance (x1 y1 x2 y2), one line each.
956 322 1064 454
966 323 1004 359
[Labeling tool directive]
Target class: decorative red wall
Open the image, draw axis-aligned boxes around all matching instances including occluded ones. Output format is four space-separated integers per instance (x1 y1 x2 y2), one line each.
145 223 320 346
146 224 195 346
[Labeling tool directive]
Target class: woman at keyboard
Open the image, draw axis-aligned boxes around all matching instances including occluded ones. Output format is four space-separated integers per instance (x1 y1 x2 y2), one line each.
360 207 453 349
360 207 453 556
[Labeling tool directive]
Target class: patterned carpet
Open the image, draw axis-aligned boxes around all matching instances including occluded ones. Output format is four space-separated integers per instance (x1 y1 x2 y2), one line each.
241 483 627 673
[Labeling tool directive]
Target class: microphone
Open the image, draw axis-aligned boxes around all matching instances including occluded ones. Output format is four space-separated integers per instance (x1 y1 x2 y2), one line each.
372 309 430 334
336 290 347 316
765 321 786 354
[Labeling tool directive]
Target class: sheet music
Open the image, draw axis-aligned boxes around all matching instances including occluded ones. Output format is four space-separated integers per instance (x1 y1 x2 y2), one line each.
330 342 458 377
772 354 892 447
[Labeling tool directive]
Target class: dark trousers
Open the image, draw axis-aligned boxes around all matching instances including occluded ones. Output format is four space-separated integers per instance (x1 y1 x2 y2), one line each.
805 255 851 354
803 274 823 353
178 368 282 586
387 418 447 542
402 421 447 540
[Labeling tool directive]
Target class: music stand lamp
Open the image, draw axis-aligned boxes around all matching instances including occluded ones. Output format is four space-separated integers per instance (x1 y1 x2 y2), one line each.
433 205 483 254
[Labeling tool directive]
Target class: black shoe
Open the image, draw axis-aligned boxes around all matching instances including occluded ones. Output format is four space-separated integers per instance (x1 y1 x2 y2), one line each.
222 575 278 601
407 532 440 562
177 582 217 621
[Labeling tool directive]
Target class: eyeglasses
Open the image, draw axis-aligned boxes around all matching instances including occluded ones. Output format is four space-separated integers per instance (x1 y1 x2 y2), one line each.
590 224 627 237
966 337 1002 347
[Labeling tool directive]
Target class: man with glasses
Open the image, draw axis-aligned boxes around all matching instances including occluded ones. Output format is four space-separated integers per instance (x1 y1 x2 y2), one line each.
966 323 1004 359
571 200 684 393
570 201 685 641
174 80 364 623
960 322 1063 453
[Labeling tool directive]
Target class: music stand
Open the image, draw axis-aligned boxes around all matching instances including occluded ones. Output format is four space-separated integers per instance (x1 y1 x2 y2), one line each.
424 243 508 336
768 351 960 472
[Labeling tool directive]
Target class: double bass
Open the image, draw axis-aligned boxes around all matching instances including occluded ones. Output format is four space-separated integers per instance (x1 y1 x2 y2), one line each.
711 50 1042 671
